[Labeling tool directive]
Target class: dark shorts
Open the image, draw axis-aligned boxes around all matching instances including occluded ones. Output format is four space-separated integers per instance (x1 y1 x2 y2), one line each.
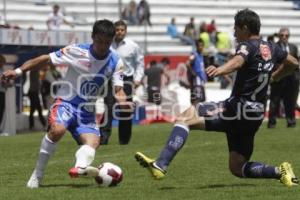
147 87 161 105
196 98 263 160
191 85 206 104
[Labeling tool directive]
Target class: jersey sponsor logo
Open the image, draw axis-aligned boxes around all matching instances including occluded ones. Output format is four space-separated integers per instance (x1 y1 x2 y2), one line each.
260 44 271 61
237 45 249 56
70 47 87 57
77 59 91 68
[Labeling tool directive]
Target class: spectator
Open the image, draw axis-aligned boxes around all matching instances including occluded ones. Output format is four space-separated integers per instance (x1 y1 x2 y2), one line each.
268 27 299 128
199 22 210 49
28 69 46 130
122 0 138 25
183 17 197 41
167 17 195 47
40 66 61 109
0 55 5 127
100 20 144 145
186 39 207 104
267 33 278 43
137 0 152 26
46 4 73 30
144 60 170 105
206 19 217 44
215 31 231 53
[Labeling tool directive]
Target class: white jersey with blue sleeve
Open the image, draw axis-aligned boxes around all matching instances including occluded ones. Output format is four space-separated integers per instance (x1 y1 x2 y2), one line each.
49 43 124 106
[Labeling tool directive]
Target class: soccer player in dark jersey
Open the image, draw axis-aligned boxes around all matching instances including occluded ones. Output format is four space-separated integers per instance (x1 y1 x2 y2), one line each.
135 9 299 186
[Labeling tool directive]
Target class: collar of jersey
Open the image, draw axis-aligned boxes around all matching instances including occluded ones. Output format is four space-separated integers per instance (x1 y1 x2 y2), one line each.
89 44 110 60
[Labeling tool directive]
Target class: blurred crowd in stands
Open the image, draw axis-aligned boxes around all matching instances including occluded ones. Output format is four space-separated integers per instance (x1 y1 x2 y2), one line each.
122 0 152 26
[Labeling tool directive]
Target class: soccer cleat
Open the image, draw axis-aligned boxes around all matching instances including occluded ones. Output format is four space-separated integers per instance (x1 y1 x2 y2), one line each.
135 152 166 180
279 162 299 187
69 166 99 178
26 171 42 189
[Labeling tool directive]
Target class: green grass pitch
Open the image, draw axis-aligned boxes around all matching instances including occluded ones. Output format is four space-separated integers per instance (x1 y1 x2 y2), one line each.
0 119 299 200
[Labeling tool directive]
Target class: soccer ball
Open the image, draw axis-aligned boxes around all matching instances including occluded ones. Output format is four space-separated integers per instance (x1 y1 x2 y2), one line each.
95 162 123 187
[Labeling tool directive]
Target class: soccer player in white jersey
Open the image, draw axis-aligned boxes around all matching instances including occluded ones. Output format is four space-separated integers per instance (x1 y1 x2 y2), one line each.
1 19 129 188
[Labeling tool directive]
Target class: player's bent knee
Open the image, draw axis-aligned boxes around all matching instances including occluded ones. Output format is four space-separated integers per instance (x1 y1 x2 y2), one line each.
80 134 100 149
175 106 205 129
48 123 67 142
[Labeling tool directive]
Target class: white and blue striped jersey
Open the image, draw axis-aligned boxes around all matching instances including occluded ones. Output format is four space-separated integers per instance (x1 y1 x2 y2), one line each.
49 43 124 106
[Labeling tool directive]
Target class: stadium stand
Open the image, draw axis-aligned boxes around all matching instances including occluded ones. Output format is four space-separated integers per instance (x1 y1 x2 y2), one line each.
1 0 300 54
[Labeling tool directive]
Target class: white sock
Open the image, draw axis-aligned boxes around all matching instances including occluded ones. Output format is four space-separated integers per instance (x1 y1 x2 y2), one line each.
34 135 57 178
75 145 96 169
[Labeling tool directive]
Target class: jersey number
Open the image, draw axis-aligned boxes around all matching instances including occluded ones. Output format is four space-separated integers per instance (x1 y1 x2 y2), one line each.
251 73 269 101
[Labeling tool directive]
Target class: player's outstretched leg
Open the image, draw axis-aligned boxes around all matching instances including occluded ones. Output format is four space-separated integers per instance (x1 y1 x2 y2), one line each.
279 162 299 187
69 144 99 178
135 152 166 179
242 160 298 187
135 124 190 180
27 135 57 188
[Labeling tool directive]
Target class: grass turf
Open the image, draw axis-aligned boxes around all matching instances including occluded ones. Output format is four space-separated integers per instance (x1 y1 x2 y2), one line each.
0 119 299 200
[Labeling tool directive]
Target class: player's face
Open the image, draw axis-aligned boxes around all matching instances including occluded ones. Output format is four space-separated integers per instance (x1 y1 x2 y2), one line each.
115 25 127 42
279 30 289 44
92 33 113 57
196 42 204 53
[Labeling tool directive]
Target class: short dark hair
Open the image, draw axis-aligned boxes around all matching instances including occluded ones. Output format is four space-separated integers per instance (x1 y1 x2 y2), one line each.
92 19 115 38
234 9 261 35
114 20 127 29
161 57 170 65
195 38 204 46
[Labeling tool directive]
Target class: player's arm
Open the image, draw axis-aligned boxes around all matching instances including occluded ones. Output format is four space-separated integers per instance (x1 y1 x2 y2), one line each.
186 55 197 77
114 86 127 104
133 46 145 88
206 55 244 77
271 54 299 82
1 54 53 82
112 59 134 110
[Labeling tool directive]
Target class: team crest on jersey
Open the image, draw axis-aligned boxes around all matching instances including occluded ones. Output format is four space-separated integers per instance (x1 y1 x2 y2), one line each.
80 81 99 97
237 45 249 55
260 44 271 61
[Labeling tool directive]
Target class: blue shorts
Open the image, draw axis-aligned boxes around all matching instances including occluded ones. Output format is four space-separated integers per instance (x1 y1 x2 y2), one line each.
197 98 263 160
48 98 100 144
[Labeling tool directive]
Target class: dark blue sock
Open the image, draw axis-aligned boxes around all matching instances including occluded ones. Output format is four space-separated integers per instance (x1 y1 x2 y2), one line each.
243 162 281 179
156 125 189 171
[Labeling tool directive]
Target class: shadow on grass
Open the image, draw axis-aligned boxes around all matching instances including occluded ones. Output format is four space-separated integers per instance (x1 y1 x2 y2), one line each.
196 183 256 189
159 183 255 190
41 183 96 188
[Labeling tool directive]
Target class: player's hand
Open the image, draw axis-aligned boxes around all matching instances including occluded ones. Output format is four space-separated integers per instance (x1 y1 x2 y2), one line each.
134 81 141 89
206 65 218 77
0 70 17 85
117 101 136 112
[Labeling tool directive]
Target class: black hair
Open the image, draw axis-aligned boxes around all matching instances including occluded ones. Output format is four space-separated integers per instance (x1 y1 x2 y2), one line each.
114 20 127 29
161 57 170 65
195 38 204 46
234 8 261 35
150 60 157 66
92 19 115 38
